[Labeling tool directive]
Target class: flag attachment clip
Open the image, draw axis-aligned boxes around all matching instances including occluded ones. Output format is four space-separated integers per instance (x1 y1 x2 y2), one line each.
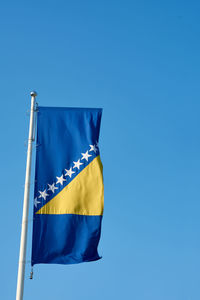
29 267 33 280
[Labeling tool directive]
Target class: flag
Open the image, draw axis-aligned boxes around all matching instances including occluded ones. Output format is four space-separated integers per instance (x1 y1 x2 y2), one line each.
31 107 103 265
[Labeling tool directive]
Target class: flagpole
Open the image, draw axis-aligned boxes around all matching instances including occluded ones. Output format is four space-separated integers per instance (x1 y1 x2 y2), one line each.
16 91 37 300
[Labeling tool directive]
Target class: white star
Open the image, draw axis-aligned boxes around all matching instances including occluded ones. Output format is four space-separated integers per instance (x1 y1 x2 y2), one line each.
65 167 75 178
73 159 83 170
56 174 66 185
34 197 41 208
38 189 49 201
48 183 58 193
89 144 97 153
81 151 92 161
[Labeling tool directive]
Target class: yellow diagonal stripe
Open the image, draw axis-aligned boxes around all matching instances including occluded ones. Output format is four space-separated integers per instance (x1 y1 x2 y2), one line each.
37 156 104 215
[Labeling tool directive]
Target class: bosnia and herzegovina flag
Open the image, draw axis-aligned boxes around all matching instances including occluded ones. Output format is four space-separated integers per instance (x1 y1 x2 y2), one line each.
31 107 103 266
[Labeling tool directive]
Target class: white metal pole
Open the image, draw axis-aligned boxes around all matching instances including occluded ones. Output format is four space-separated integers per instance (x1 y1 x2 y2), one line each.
16 91 37 300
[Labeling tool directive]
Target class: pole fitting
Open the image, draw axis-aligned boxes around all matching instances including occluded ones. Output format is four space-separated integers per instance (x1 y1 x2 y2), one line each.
30 91 37 97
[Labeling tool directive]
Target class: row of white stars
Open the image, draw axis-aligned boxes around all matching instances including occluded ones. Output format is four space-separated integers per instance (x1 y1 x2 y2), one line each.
34 143 98 207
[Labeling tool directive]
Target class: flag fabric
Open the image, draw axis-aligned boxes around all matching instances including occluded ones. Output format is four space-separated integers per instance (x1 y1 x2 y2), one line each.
31 107 104 265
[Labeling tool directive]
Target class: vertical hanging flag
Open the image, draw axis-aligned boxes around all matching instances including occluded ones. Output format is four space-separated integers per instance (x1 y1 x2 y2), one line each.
31 107 104 265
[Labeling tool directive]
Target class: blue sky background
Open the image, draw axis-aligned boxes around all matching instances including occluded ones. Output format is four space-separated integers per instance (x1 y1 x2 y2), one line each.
1 1 200 299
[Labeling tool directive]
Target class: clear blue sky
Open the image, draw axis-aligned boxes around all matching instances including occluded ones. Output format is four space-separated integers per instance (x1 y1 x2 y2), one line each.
1 1 200 299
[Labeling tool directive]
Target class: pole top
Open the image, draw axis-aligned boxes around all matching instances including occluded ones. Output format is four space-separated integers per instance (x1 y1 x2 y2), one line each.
30 91 37 97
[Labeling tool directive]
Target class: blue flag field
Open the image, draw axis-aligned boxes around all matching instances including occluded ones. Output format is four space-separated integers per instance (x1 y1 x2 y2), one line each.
31 107 103 265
